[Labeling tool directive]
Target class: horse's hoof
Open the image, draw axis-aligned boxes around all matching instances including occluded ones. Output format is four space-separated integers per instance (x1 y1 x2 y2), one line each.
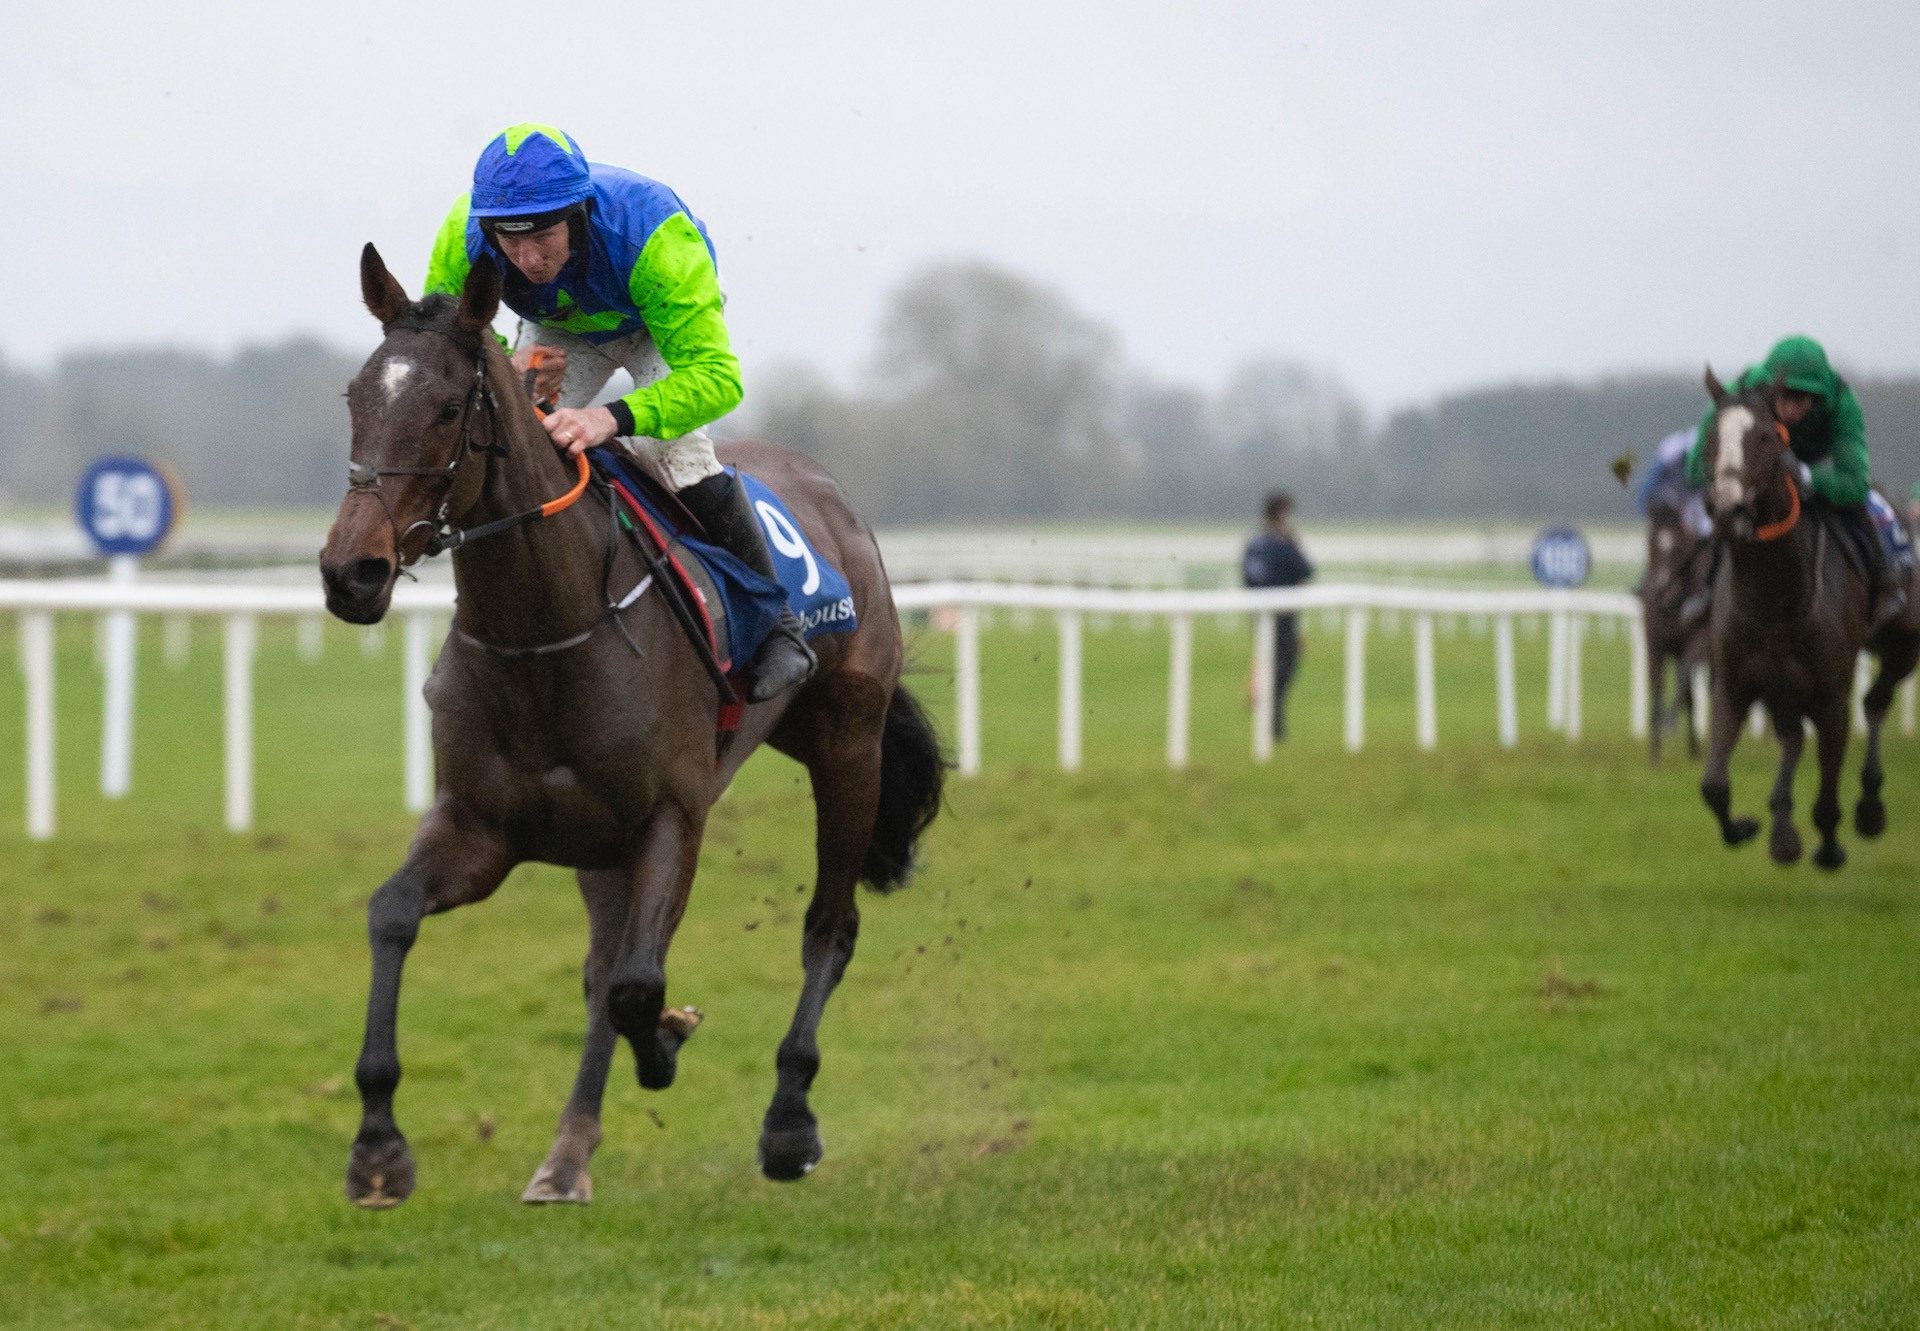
758 1124 824 1182
659 1005 704 1041
521 1162 592 1205
1813 842 1847 872
1855 799 1887 839
1769 824 1802 865
1723 817 1760 847
346 1134 416 1209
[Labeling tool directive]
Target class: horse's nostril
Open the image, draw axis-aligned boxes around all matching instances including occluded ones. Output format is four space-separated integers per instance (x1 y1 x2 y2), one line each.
350 557 393 592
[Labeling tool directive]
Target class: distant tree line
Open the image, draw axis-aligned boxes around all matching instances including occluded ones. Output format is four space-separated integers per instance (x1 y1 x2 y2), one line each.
6 263 1920 522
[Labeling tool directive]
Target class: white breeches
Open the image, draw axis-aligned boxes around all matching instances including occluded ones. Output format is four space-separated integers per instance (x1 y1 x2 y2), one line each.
517 321 723 491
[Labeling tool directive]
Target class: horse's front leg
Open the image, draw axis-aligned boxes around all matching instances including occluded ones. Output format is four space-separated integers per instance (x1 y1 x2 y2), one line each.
1766 707 1805 865
346 802 513 1208
1700 672 1759 847
605 805 706 1092
522 869 628 1204
1810 701 1851 871
761 696 885 1181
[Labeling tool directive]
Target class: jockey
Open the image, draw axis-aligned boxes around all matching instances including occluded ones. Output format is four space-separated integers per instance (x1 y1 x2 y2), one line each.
423 123 815 702
1638 426 1712 538
1684 335 1908 629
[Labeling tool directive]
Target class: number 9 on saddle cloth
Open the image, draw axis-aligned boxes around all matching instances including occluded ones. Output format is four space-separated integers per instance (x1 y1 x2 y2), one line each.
593 448 858 668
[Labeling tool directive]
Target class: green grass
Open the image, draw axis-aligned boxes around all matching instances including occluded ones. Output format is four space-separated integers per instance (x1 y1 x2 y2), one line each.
0 612 1916 1328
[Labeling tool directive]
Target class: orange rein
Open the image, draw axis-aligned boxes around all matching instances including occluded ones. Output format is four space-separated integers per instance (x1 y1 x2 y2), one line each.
1754 420 1800 542
541 453 591 517
523 347 591 518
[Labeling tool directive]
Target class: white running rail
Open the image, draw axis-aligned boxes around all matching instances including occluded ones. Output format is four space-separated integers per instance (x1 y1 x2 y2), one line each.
4 578 1912 840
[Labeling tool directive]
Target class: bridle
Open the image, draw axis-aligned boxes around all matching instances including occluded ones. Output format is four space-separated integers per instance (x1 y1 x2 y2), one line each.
345 318 590 575
344 315 664 661
1712 412 1802 545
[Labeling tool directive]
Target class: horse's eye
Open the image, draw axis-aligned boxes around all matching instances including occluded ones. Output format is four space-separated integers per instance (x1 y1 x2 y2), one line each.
437 401 462 425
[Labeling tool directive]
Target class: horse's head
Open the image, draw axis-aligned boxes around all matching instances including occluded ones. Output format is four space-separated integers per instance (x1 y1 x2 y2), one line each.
1701 365 1794 543
320 245 503 623
1645 495 1693 575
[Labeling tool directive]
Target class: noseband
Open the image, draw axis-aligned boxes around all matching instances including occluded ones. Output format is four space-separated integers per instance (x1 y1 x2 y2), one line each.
346 319 590 573
346 320 504 574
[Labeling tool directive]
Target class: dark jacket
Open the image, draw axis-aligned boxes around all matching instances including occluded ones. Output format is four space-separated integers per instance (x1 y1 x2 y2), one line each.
1243 531 1314 591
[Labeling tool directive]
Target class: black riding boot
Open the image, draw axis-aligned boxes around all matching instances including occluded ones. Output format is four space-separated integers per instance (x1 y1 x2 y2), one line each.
678 472 817 702
1852 506 1910 633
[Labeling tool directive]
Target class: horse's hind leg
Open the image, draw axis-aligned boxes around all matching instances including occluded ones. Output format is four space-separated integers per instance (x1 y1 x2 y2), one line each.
760 680 888 1181
1700 675 1760 847
605 806 706 1091
1766 708 1805 865
347 803 513 1208
522 869 628 1204
1810 704 1851 871
1857 645 1915 837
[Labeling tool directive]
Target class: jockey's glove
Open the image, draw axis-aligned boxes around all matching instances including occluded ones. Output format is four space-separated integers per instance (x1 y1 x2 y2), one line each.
1792 459 1813 490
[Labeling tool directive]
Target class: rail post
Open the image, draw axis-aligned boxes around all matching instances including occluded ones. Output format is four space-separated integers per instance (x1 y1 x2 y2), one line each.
22 611 55 840
1251 611 1276 763
404 612 434 812
1414 612 1437 750
1563 615 1584 741
956 606 981 777
1495 614 1518 748
100 556 137 798
223 613 256 833
1546 611 1567 731
1167 613 1193 769
1853 653 1870 736
1628 615 1649 739
1057 609 1082 773
1344 608 1368 753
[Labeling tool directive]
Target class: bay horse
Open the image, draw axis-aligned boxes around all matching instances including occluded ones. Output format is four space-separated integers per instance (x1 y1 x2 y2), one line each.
1639 495 1710 764
1695 367 1920 868
319 246 944 1206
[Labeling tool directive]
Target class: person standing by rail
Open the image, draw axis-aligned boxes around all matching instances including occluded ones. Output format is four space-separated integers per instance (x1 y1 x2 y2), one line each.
1242 491 1314 740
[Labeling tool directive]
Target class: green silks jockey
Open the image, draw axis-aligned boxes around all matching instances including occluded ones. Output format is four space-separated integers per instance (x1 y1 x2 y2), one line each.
425 123 813 703
1684 335 1908 629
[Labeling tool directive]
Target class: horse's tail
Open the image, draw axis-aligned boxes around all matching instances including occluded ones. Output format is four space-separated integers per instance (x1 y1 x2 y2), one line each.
861 681 949 893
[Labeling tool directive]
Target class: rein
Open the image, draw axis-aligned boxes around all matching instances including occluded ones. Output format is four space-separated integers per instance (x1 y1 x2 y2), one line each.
1754 423 1801 543
345 322 591 573
1754 471 1801 543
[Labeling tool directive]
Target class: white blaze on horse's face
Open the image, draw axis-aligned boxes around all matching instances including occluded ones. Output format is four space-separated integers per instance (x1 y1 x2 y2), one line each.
1656 529 1675 554
380 358 414 403
1713 406 1755 510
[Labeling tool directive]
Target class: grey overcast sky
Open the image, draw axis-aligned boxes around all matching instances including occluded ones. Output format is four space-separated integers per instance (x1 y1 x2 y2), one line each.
5 0 1917 412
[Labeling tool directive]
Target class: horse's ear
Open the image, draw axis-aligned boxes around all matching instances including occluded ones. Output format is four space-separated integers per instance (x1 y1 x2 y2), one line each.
360 243 409 325
458 259 501 335
1704 364 1730 407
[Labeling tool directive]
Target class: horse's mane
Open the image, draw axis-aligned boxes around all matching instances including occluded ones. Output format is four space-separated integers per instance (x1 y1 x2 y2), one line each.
383 294 488 353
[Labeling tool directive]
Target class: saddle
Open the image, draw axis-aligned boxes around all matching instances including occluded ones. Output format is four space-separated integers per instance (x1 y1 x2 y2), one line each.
587 447 859 732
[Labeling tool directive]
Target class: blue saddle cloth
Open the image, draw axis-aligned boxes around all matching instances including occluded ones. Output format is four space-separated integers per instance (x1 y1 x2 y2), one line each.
592 449 858 666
